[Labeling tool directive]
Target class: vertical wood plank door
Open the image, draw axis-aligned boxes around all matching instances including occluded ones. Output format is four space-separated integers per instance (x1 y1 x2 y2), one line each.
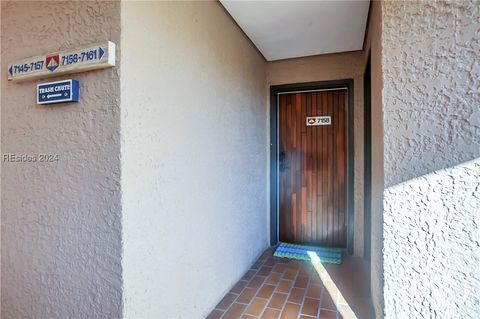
278 90 347 247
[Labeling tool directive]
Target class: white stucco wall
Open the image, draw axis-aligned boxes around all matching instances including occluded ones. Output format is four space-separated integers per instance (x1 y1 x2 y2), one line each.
1 1 122 318
381 1 480 318
120 2 268 318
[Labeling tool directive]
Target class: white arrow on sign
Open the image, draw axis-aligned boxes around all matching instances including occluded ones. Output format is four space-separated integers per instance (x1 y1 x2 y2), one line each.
47 93 62 98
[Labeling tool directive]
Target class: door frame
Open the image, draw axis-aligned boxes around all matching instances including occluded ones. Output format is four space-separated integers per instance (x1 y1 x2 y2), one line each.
363 54 372 261
269 79 355 254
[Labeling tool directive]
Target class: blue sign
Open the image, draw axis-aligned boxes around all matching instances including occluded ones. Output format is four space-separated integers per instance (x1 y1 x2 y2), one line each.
37 79 79 105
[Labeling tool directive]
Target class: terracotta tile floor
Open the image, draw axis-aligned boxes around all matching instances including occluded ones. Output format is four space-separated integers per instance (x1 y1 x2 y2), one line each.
207 247 373 319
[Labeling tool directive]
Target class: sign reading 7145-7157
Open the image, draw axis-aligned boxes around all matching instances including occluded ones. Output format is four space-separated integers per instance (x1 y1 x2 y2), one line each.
7 41 115 81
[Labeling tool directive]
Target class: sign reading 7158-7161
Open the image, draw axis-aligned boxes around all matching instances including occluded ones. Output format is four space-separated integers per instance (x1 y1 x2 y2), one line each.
7 41 115 81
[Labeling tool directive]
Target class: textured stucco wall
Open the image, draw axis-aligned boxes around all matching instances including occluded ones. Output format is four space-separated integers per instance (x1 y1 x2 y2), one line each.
381 1 480 318
383 159 480 318
1 1 122 318
267 51 367 257
120 2 268 318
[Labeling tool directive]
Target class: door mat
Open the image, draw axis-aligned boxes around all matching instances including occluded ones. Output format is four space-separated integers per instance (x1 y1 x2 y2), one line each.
273 242 342 264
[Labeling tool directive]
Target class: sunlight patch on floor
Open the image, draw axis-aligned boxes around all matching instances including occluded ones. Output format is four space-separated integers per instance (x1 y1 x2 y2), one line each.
308 251 358 319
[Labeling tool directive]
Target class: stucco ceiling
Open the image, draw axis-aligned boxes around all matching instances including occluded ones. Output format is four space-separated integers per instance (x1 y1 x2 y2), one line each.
220 0 370 61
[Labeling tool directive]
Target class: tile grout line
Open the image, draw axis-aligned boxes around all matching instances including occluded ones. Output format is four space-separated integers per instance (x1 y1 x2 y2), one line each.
269 258 296 319
219 251 271 319
251 252 290 318
317 263 336 319
237 251 274 317
315 280 343 318
278 261 303 319
257 256 290 318
316 264 342 319
218 290 240 319
236 256 270 317
335 290 340 319
241 252 274 314
333 276 340 319
297 264 313 319
317 281 325 319
256 277 281 318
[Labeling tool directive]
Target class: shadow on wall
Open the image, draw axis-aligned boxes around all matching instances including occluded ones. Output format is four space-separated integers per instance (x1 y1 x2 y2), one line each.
382 109 480 188
383 158 480 318
381 0 480 189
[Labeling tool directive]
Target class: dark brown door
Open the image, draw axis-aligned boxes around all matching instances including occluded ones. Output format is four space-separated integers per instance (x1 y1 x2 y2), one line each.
278 89 347 247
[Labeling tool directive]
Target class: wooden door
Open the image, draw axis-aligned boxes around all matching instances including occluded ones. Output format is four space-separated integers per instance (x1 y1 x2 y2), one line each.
278 89 347 247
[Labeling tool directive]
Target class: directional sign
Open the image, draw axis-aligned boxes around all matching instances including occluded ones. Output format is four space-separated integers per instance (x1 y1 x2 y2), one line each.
37 79 79 105
306 116 331 126
8 41 115 81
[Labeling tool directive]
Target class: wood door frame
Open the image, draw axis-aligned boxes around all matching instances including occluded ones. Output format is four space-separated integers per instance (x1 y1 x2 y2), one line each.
270 79 355 254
